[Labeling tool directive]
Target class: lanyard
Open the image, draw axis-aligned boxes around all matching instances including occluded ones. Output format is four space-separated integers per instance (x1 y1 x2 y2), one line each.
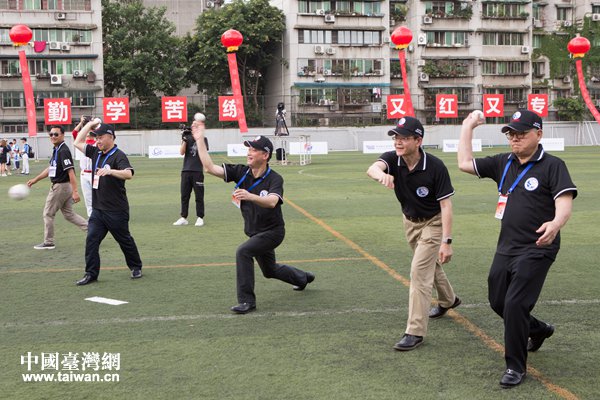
498 158 534 195
51 142 64 166
94 146 118 171
235 167 271 192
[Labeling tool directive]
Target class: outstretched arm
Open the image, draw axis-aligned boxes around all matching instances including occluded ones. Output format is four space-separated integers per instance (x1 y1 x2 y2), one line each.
191 121 225 179
367 160 394 189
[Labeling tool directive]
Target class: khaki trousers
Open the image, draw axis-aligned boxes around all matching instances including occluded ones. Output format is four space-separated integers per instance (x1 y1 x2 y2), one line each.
43 182 88 245
403 213 456 337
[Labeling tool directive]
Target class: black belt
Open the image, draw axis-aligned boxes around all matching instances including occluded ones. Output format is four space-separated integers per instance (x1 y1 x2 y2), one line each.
404 215 434 223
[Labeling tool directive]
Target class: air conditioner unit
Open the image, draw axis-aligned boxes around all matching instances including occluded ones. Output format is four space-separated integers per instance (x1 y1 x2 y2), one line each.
534 19 543 28
61 43 70 51
563 76 571 83
593 14 600 22
324 14 335 23
50 74 62 85
417 34 427 46
73 70 83 78
521 46 530 54
417 60 426 67
562 21 572 27
55 12 66 20
205 0 214 7
325 47 336 55
591 76 600 83
324 69 332 76
315 9 325 16
383 36 390 44
314 45 324 54
49 41 60 50
423 16 433 24
419 73 430 82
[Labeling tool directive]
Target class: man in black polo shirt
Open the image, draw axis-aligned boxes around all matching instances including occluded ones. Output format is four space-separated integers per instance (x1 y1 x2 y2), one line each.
458 109 577 388
191 123 314 314
72 122 143 285
27 126 88 250
367 117 460 351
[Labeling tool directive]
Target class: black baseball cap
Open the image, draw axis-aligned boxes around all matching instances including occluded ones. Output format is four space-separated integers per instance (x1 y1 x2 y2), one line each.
387 117 425 138
501 110 543 133
93 123 116 137
244 135 273 155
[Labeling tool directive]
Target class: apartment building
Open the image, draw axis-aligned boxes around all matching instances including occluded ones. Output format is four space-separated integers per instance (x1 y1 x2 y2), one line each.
0 0 104 135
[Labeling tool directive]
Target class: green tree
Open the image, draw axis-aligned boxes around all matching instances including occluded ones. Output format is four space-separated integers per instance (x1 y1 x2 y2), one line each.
186 0 286 125
102 0 189 100
553 97 586 121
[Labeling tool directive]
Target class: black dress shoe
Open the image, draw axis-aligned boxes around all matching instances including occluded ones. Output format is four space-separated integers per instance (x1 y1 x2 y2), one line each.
393 334 423 351
528 323 554 352
76 275 97 286
429 296 462 319
500 369 526 388
230 303 256 314
292 272 315 291
131 269 143 279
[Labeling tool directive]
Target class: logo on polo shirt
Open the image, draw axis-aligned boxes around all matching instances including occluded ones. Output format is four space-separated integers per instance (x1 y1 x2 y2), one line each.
259 190 268 197
416 186 429 197
524 177 538 191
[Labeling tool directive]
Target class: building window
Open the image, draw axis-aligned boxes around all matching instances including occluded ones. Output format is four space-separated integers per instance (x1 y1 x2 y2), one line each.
424 88 472 107
71 91 96 107
0 60 20 75
335 30 381 45
299 30 332 44
299 88 338 105
0 1 18 10
426 31 467 47
2 92 24 108
593 5 600 14
556 8 568 21
484 88 526 104
482 61 525 75
23 0 41 9
533 62 545 77
533 34 543 49
298 58 382 77
32 28 92 44
2 124 28 134
63 0 92 10
483 32 524 46
482 3 527 18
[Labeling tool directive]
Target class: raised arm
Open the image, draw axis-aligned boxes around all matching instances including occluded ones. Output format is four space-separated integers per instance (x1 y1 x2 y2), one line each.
191 121 225 179
458 112 485 175
73 119 100 153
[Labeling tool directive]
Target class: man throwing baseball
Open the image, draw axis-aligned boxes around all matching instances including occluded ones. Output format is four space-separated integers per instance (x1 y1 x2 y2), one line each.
191 121 314 314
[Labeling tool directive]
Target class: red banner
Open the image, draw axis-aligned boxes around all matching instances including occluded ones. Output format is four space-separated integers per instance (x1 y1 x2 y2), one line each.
103 97 130 124
483 94 504 118
436 94 458 118
527 94 548 117
44 98 71 125
227 53 248 133
575 59 600 125
18 51 37 136
398 50 415 117
161 96 187 123
386 95 411 119
218 96 243 121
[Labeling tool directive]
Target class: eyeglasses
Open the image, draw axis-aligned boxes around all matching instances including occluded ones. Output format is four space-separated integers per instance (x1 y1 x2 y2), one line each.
504 130 533 140
48 132 61 137
392 135 416 142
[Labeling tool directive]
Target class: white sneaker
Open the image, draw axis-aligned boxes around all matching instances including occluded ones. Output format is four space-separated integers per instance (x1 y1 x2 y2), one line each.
195 217 204 227
173 217 188 226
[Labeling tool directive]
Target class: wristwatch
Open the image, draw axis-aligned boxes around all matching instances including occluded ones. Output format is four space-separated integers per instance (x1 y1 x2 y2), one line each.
442 238 453 245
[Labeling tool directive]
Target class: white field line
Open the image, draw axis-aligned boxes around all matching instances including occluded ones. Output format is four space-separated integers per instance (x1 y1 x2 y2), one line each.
2 299 599 329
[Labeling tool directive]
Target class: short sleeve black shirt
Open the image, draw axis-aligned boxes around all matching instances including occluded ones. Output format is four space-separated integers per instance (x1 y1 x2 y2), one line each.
85 145 134 211
474 145 577 256
182 137 208 173
378 148 455 219
223 163 285 237
49 142 75 184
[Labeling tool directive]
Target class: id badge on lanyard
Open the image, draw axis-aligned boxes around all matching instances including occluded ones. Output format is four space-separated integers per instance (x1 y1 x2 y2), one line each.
48 165 57 178
495 195 508 220
231 191 241 208
495 159 534 220
93 174 100 189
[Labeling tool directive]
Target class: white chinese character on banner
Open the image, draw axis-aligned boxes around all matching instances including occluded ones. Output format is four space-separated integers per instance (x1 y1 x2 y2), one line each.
61 352 80 371
438 97 456 114
222 99 238 118
106 101 127 122
529 96 546 115
164 99 185 120
41 352 60 371
485 98 501 114
81 352 101 371
102 352 121 371
389 98 406 117
47 101 68 122
20 352 39 371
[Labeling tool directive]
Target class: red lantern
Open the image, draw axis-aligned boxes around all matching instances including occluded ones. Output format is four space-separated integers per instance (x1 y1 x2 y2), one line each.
390 26 413 50
567 36 591 59
221 29 244 53
9 24 33 47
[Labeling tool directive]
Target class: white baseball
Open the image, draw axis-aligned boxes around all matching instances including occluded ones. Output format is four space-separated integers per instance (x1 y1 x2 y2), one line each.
473 110 485 120
194 113 206 122
8 184 30 200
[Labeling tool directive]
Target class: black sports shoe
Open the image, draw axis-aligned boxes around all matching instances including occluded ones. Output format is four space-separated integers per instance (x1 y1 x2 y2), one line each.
528 323 554 352
131 269 143 279
292 272 315 291
429 296 461 319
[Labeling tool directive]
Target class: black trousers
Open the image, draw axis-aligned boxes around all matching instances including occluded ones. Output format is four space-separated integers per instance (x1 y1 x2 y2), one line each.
236 228 308 304
85 209 143 279
180 171 205 218
488 252 555 373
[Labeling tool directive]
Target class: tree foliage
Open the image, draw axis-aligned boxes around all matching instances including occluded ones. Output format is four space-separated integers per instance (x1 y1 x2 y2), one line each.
186 0 286 123
102 0 189 100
